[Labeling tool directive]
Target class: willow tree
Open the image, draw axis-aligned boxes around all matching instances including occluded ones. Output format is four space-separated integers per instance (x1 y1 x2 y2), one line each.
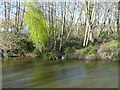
24 2 49 51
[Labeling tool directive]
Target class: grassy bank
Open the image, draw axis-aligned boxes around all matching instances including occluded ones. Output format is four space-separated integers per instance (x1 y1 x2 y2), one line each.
72 40 119 61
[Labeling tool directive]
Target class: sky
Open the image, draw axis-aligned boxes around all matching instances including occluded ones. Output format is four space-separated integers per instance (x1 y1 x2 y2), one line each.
0 0 119 2
0 1 118 25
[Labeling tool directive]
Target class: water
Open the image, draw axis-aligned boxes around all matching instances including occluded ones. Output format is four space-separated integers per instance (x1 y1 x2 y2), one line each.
2 57 118 88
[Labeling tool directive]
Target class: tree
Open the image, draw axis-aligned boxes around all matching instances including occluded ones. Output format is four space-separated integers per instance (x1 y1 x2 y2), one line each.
24 2 49 51
83 1 94 47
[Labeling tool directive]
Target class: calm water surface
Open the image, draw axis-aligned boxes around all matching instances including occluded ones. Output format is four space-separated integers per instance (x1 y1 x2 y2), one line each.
2 58 118 88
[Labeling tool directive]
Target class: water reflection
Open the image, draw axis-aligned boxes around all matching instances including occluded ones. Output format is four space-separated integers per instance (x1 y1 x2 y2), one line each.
2 58 118 88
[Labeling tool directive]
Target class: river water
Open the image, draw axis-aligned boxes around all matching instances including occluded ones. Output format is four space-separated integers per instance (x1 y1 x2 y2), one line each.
2 58 118 88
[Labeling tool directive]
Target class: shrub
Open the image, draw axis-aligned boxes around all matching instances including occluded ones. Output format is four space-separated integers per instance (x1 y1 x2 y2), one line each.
65 47 76 58
84 46 95 55
104 48 112 53
98 31 118 44
41 50 58 60
9 32 35 52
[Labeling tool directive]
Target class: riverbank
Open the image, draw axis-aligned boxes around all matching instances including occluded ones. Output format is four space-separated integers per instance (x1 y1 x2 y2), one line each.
71 40 119 61
1 30 119 61
1 40 119 62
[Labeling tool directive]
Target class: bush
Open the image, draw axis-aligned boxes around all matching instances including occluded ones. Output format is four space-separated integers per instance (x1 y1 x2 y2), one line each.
84 46 95 55
41 50 58 60
112 52 118 59
15 39 35 52
65 47 76 58
64 37 83 49
98 31 118 44
9 32 35 52
104 48 112 53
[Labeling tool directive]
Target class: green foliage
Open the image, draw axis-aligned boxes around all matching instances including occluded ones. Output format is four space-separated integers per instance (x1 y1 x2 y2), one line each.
64 37 83 49
3 52 11 58
25 2 49 51
112 52 118 59
9 32 35 52
65 47 76 58
41 50 58 60
33 49 41 56
16 39 35 52
104 48 112 53
84 46 95 55
98 31 118 44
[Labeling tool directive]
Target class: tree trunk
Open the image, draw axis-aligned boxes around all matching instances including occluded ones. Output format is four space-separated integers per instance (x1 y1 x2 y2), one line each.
59 2 66 51
83 1 93 47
